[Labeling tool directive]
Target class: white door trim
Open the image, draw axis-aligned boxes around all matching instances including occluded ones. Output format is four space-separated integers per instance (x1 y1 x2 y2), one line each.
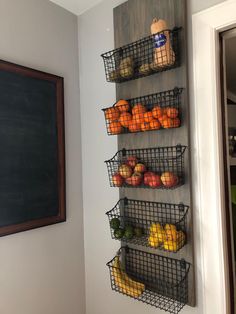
192 1 236 314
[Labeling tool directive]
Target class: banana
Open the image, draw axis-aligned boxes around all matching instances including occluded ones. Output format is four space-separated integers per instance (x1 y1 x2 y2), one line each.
112 256 145 298
114 257 145 291
165 224 177 241
149 223 165 245
148 234 159 248
112 267 142 298
163 231 186 251
113 257 144 293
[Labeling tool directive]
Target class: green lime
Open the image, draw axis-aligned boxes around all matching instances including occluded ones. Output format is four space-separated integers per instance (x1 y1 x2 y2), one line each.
114 228 125 239
124 227 134 239
110 218 120 230
125 225 134 233
134 227 143 237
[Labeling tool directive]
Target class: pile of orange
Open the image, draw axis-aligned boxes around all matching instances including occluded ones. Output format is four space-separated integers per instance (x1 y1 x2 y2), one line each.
104 99 180 135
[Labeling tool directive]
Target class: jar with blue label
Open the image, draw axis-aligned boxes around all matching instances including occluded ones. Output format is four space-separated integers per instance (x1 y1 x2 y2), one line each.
154 33 167 48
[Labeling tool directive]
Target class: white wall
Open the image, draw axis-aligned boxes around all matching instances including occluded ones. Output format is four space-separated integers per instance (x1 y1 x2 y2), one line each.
0 1 85 314
191 0 225 12
78 1 228 314
78 2 121 314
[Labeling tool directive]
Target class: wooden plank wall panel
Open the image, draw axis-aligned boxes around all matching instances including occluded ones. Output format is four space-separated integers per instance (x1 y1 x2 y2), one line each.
113 0 195 307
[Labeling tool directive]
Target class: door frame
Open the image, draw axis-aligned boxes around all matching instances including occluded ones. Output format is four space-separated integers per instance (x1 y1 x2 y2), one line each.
192 1 236 313
219 30 235 314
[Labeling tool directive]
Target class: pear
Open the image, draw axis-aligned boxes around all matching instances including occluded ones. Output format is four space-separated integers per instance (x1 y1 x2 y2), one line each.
119 57 134 78
108 69 120 82
120 56 133 68
120 66 134 78
139 63 151 74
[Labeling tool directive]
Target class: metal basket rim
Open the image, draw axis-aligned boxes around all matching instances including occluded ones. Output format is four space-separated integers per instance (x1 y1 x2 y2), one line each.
105 198 189 221
101 27 182 58
106 247 191 287
101 87 184 112
104 145 187 163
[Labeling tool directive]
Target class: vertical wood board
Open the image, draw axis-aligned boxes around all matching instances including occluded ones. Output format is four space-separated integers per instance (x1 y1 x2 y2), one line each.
113 0 195 307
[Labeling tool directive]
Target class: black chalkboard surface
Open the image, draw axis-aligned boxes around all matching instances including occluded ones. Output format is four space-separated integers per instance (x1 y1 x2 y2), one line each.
0 60 65 236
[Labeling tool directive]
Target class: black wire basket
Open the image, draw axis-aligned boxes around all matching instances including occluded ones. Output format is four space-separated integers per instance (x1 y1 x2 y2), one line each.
105 145 186 189
106 198 188 253
107 247 190 313
102 87 183 136
101 28 181 83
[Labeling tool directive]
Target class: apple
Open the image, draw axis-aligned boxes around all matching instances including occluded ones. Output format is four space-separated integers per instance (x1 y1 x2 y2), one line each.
161 172 176 188
126 172 143 186
144 171 155 185
119 164 133 179
173 175 179 186
149 174 162 188
126 156 138 168
125 177 132 185
112 173 124 187
134 163 146 173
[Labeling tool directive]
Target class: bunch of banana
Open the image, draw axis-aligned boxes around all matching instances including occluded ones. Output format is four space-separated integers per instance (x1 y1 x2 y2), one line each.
148 223 186 252
163 224 185 251
112 256 145 298
148 223 165 248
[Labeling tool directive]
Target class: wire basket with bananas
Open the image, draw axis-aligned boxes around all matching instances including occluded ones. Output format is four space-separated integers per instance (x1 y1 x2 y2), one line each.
107 247 190 314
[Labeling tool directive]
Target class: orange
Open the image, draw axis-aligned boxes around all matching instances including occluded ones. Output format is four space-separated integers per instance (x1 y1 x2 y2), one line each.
152 106 163 119
128 120 141 133
119 112 132 128
162 118 174 129
108 121 123 134
166 107 179 118
150 119 161 130
115 99 130 112
144 111 155 123
105 107 120 121
132 103 146 115
162 108 168 115
172 117 181 128
141 122 151 131
158 114 168 124
133 112 145 124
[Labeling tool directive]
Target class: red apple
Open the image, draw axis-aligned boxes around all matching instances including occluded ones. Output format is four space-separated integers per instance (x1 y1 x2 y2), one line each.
119 164 133 179
149 174 162 188
173 175 179 186
134 163 146 173
126 156 138 168
112 173 124 187
161 172 176 188
126 172 143 186
144 171 155 185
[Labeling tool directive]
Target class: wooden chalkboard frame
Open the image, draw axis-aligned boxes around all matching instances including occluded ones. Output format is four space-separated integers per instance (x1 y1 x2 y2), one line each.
0 60 66 236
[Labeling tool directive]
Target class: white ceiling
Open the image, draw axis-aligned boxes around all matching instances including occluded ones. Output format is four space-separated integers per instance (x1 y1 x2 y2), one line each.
49 0 103 15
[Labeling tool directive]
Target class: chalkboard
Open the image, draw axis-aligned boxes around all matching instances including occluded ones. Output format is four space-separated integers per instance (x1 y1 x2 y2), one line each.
0 60 66 236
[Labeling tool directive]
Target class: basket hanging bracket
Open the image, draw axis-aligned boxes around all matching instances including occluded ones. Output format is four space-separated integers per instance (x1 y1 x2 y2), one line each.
124 197 128 205
173 86 180 95
176 144 182 153
180 259 187 269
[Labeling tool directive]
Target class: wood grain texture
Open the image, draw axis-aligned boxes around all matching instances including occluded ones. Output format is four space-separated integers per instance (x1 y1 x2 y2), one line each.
113 0 195 307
